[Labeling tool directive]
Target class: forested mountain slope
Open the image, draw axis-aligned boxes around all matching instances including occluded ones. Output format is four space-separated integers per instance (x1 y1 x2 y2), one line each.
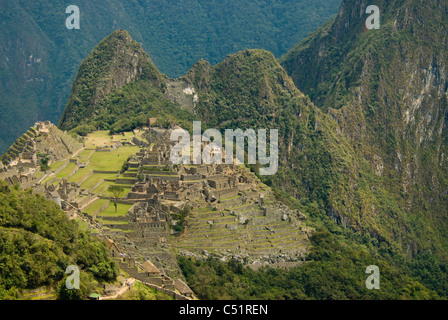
0 181 117 299
280 0 448 295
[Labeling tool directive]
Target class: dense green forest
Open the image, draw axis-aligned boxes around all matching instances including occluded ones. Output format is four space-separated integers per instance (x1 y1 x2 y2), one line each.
0 181 118 299
276 0 448 297
0 0 341 154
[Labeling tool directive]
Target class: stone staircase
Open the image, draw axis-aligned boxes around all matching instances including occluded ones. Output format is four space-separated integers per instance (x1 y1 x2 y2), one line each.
1 128 37 164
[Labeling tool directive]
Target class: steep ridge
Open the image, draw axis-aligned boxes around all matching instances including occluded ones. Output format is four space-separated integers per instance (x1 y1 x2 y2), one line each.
280 0 448 294
58 30 196 135
58 30 166 131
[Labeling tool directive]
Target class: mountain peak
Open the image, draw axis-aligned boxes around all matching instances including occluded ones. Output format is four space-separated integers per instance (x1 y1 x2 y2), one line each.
59 30 165 131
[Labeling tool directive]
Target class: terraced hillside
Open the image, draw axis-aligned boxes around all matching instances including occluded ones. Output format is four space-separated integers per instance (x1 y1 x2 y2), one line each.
174 182 310 267
0 128 38 165
1 122 82 166
1 124 312 297
41 127 309 271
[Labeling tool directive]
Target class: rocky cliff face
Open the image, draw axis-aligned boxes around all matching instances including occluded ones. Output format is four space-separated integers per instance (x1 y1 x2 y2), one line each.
281 0 448 256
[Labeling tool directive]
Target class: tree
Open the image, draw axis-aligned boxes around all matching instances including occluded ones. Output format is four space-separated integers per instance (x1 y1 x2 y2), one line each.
107 186 124 213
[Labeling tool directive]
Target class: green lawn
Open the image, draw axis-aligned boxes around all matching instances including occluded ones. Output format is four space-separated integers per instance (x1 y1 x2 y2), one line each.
55 163 77 179
75 217 90 231
84 199 109 215
34 171 45 180
97 202 133 218
80 173 119 190
78 149 95 163
101 186 132 197
84 130 112 148
68 167 92 184
49 160 68 172
88 146 139 171
92 181 115 195
120 131 136 139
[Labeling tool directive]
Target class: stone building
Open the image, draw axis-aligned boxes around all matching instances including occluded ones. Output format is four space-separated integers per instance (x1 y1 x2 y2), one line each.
143 260 161 277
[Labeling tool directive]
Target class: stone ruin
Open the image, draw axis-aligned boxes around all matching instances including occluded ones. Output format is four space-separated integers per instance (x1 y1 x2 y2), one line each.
98 126 311 276
1 124 311 297
0 121 82 191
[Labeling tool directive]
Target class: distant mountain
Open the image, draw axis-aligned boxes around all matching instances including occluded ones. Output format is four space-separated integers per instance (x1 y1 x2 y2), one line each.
58 30 196 135
0 0 341 154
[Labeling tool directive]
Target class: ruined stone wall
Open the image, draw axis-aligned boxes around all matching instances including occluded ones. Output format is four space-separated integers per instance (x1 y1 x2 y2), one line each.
116 178 137 184
127 192 151 200
181 174 202 181
0 168 18 184
163 192 181 201
144 175 180 182
214 187 239 199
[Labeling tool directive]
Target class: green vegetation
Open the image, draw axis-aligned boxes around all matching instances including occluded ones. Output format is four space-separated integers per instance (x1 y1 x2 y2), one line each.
49 160 68 172
171 206 191 234
55 163 77 179
179 228 440 300
118 281 173 300
0 0 341 154
38 153 50 172
69 124 97 137
96 80 196 134
57 29 197 133
84 199 110 217
3 0 448 301
107 186 125 213
98 202 133 218
68 168 92 185
80 173 117 191
59 30 167 131
0 181 118 300
277 0 448 298
88 146 139 172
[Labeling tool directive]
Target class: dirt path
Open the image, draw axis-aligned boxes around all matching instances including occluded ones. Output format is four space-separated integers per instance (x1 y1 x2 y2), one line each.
99 278 135 300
